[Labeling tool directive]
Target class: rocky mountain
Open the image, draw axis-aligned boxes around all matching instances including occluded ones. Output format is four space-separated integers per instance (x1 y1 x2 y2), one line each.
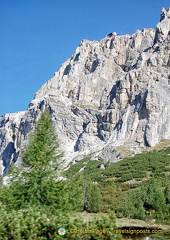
0 8 170 175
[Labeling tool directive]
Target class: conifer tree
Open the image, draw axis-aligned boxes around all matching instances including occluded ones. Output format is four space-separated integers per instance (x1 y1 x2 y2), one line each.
11 109 63 207
22 109 61 172
84 180 102 212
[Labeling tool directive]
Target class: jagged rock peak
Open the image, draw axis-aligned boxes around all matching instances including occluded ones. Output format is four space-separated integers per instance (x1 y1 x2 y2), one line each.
155 7 170 43
0 8 170 175
160 7 170 21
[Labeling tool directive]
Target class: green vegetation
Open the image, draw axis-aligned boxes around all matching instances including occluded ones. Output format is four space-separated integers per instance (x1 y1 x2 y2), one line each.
0 110 121 239
103 149 170 181
64 158 107 181
8 110 64 208
0 205 121 240
64 157 90 178
0 109 170 238
65 148 170 183
64 147 170 223
83 180 102 213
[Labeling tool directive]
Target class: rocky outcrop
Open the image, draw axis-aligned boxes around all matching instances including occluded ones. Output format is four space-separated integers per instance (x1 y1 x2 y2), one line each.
0 8 170 174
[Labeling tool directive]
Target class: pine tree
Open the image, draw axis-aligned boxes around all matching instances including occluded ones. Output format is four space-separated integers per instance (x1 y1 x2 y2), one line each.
11 109 63 207
22 109 60 169
84 180 102 212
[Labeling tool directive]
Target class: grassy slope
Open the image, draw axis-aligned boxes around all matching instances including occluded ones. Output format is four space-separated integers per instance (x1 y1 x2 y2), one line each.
64 146 170 183
64 145 170 228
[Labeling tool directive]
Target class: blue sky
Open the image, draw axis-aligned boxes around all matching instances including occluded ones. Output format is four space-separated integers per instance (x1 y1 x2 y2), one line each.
0 0 169 117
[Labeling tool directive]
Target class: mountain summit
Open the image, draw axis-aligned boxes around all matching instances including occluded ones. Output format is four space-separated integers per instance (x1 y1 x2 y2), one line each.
0 8 170 174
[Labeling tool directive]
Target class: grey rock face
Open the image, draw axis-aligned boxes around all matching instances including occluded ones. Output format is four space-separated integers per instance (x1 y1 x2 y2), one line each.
0 8 170 174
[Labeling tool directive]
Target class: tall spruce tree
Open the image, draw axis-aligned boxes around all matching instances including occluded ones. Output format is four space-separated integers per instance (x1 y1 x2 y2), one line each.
11 109 63 207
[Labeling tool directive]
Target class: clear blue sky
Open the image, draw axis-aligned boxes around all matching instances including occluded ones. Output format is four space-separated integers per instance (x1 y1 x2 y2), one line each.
0 0 169 117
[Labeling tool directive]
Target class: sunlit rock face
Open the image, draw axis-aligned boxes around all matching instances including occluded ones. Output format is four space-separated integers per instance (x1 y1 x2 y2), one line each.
0 8 170 174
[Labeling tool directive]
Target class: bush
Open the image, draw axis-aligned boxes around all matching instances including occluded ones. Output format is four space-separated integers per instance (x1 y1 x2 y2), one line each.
0 206 121 240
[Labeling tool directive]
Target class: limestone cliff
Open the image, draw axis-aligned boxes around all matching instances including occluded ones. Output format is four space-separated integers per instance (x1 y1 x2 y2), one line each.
0 8 170 174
